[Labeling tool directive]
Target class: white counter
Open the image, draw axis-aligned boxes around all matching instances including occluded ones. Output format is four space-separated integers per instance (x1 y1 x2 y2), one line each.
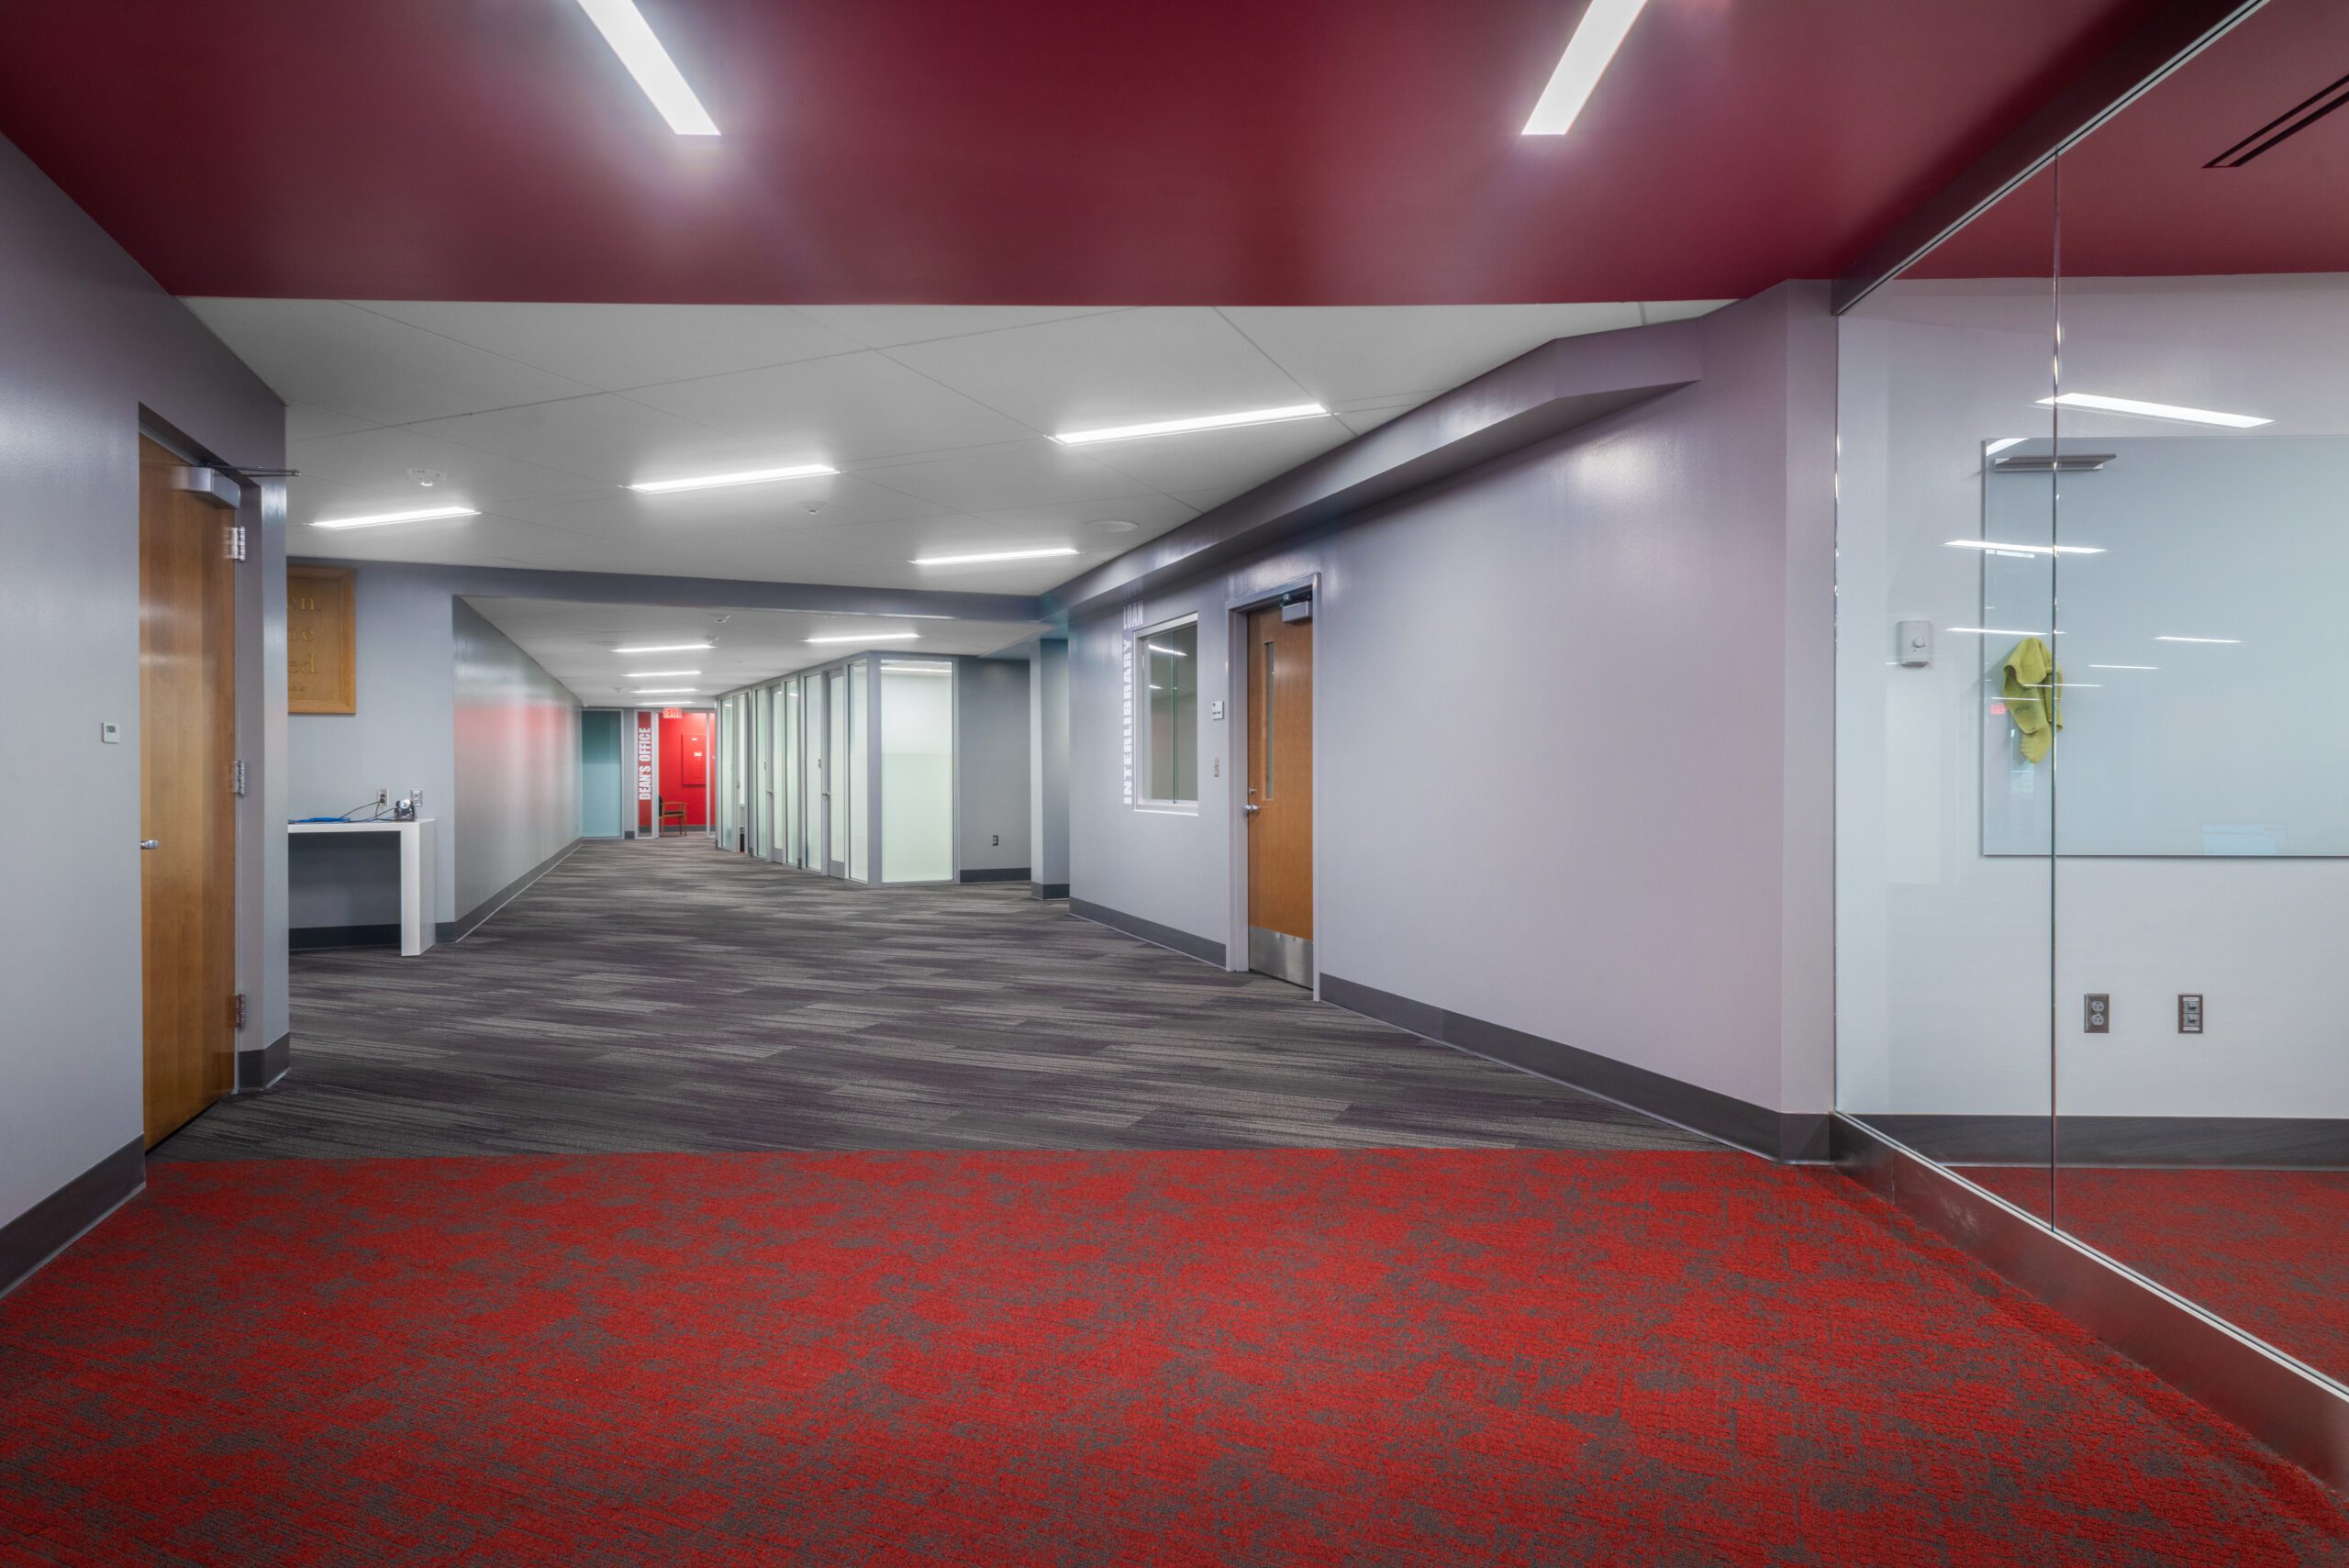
289 817 438 956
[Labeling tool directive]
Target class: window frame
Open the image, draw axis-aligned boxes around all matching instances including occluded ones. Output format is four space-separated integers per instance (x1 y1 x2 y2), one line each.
1132 614 1201 811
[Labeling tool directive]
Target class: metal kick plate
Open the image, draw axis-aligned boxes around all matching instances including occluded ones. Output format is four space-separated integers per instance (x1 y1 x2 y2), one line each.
1248 927 1314 988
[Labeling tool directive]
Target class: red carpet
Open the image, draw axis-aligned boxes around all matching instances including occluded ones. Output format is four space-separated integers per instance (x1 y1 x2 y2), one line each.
1961 1164 2349 1380
1 1150 2342 1566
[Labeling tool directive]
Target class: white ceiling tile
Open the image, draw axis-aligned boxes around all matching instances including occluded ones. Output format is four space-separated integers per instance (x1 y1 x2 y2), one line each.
625 352 1035 459
285 403 382 440
792 306 1131 349
882 307 1310 435
289 425 608 526
353 302 867 390
1336 406 1408 436
851 439 1155 514
1641 299 1737 325
493 474 947 542
1077 414 1355 503
971 492 1199 539
184 298 598 425
1219 304 1642 407
405 393 811 488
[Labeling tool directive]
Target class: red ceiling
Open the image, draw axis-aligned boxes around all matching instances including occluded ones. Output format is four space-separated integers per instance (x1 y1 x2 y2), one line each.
0 0 2168 306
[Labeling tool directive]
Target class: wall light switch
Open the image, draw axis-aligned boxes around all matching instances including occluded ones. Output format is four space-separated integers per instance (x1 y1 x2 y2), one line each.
100 722 122 744
1209 699 1225 720
1897 619 1933 667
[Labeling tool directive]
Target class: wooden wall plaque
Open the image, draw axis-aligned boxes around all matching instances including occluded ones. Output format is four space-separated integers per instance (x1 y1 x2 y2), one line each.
286 565 356 714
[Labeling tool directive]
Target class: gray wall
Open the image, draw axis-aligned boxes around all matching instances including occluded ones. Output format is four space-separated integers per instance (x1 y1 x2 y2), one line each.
0 132 285 1235
452 599 582 917
1067 285 1837 1118
289 570 580 926
955 658 1031 874
1029 639 1071 892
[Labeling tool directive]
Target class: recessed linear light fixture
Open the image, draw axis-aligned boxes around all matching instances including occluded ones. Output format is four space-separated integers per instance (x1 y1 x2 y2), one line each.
625 669 701 678
1520 0 1650 136
613 640 713 654
313 505 478 530
911 547 1080 566
1945 539 2106 556
629 462 838 494
1052 404 1329 446
573 0 719 136
2154 635 2242 644
807 631 919 645
2036 392 2270 428
633 686 700 695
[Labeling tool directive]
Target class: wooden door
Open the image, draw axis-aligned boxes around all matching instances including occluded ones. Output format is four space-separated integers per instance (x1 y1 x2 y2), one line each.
1245 605 1314 984
139 436 238 1146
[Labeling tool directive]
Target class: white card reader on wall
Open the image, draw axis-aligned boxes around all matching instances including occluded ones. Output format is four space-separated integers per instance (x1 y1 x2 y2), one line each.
1897 619 1933 667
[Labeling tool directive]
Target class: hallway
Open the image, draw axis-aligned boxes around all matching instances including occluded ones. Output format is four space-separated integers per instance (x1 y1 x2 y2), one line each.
161 839 1712 1162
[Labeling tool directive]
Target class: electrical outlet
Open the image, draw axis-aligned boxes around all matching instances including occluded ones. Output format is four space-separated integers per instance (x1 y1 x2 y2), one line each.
2084 994 2110 1034
2178 994 2203 1034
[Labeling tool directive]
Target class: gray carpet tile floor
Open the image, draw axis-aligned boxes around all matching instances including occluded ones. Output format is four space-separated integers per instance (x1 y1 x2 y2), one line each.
157 838 1723 1161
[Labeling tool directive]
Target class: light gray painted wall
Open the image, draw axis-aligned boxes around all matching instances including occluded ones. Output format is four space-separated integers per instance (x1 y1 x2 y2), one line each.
0 132 285 1234
288 564 462 921
1068 285 1838 1115
1030 639 1071 889
453 599 582 916
955 658 1031 873
288 570 579 925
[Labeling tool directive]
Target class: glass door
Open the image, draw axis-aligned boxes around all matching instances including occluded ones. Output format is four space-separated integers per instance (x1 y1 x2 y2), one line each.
777 680 800 866
750 686 772 859
825 669 847 877
802 673 825 871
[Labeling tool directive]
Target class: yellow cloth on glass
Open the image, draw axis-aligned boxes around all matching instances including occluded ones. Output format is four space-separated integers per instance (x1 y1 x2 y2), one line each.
2001 637 2062 763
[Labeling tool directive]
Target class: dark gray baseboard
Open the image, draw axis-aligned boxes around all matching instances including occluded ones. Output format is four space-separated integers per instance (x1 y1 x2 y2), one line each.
291 923 401 951
438 839 581 943
958 866 1031 884
0 1138 143 1301
235 1031 291 1094
1032 881 1070 901
1068 897 1225 967
1867 1112 2349 1170
1319 973 1829 1162
1833 1114 2349 1491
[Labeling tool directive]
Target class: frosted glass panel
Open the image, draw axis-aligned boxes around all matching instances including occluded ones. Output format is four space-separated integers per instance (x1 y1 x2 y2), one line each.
827 671 847 871
848 661 869 882
882 662 955 883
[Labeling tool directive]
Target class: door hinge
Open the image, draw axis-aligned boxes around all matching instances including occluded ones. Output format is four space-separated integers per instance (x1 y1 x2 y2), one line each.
232 758 248 796
232 993 249 1031
227 524 248 561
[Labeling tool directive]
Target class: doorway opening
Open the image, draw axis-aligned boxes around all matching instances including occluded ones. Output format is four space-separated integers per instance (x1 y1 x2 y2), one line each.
1243 593 1314 986
138 434 239 1147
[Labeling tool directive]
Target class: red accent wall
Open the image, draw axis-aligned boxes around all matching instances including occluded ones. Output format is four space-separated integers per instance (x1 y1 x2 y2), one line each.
659 711 712 828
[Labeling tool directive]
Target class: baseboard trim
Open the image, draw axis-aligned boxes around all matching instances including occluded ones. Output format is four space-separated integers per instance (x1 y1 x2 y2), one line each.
1319 972 1828 1162
958 866 1031 884
1832 1113 2349 1490
438 839 581 944
1067 897 1225 967
290 923 401 951
1032 881 1070 901
1862 1112 2349 1170
235 1031 291 1094
0 1138 144 1301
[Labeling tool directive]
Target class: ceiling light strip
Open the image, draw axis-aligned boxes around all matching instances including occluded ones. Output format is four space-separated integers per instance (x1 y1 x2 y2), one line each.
573 0 720 136
1052 404 1329 447
1520 0 1650 136
911 547 1080 566
629 462 838 494
807 632 919 645
2037 392 2269 428
313 505 478 530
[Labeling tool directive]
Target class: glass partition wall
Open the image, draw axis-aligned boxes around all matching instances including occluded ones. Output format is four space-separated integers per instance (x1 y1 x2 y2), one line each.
1838 0 2347 1393
712 654 961 886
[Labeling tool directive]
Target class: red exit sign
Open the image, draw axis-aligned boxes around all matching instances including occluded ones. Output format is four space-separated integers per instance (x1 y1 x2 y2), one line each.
662 706 683 718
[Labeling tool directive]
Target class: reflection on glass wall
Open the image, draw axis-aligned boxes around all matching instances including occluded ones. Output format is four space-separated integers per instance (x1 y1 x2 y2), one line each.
1834 167 2060 1224
848 660 870 882
881 661 956 883
1143 620 1198 804
1839 0 2347 1386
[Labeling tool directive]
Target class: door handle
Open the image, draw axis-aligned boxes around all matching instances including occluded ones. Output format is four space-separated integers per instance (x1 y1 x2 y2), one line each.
139 840 160 851
1241 803 1260 816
